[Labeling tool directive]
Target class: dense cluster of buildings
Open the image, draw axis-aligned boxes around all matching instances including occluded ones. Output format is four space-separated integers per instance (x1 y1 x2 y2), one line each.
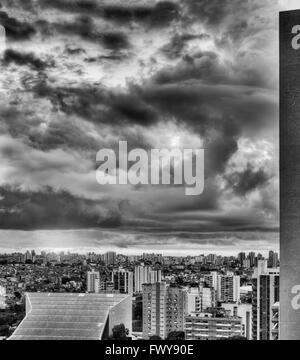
0 249 280 340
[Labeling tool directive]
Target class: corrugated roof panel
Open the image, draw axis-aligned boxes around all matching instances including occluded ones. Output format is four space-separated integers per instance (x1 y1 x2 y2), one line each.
9 293 129 340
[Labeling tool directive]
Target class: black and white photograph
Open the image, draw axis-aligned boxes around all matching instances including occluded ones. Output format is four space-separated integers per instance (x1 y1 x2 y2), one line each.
0 0 298 345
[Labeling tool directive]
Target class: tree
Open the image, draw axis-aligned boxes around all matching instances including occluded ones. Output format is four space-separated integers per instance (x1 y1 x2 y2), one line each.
166 331 185 340
14 291 22 300
227 335 248 340
149 335 162 340
109 323 130 340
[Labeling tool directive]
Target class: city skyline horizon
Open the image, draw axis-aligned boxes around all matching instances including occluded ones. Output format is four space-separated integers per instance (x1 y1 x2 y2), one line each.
0 228 279 258
0 247 280 259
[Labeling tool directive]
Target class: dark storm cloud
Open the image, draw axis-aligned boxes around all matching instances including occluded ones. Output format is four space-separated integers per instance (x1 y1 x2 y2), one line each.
103 1 180 28
40 0 179 28
37 16 131 50
0 0 279 239
85 53 129 62
184 0 240 27
0 11 36 40
183 0 277 50
56 17 130 50
123 209 274 234
111 93 158 126
138 82 277 176
183 0 263 28
161 33 210 59
0 186 122 230
225 163 272 196
40 0 97 13
64 45 86 56
3 49 51 70
31 82 159 127
100 32 130 51
154 50 269 88
0 0 35 11
0 106 100 152
27 75 276 178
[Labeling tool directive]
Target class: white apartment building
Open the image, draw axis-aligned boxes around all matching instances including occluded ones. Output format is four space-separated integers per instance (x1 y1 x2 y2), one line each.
185 313 242 340
87 270 100 293
222 303 252 339
142 283 187 339
187 285 215 315
134 265 161 293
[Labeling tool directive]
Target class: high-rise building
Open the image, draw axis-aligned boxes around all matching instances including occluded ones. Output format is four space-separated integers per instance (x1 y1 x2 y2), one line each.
142 253 163 263
25 250 32 262
242 259 251 268
222 303 252 340
112 269 134 294
187 285 215 315
248 252 256 267
134 265 161 293
103 252 116 266
142 283 187 339
203 271 218 290
87 270 100 293
252 260 280 340
185 313 242 340
238 252 246 264
271 302 279 340
206 254 217 265
0 285 6 309
268 251 274 267
203 272 240 303
217 275 240 303
195 255 204 264
268 251 279 268
99 280 115 293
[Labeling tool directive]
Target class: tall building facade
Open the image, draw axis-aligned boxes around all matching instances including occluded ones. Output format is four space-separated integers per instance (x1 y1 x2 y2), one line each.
238 252 246 265
134 265 161 293
222 303 252 340
280 11 300 339
0 285 6 309
203 271 218 290
112 269 134 294
252 260 280 340
204 272 240 303
103 252 116 266
142 253 163 263
271 302 279 341
248 252 256 267
268 251 279 268
187 285 215 315
87 270 100 293
218 275 240 303
142 283 187 339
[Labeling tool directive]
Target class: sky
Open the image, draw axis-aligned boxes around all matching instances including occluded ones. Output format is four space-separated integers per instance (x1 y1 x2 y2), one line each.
0 0 291 255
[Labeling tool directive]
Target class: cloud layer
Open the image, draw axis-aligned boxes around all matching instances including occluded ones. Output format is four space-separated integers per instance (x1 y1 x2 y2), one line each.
0 0 280 252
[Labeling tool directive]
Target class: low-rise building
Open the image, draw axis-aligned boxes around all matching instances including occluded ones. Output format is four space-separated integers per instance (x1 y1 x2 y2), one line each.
185 313 242 340
9 292 132 340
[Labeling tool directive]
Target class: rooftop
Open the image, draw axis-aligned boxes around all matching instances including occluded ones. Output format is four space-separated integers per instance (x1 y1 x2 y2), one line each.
9 292 129 340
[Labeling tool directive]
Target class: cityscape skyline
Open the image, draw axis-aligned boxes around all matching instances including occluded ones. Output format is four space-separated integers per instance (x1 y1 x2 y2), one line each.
0 247 280 340
0 0 299 343
0 246 280 258
0 228 279 256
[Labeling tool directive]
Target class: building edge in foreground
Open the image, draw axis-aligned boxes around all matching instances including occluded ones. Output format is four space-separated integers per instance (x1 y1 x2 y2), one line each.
280 9 300 340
